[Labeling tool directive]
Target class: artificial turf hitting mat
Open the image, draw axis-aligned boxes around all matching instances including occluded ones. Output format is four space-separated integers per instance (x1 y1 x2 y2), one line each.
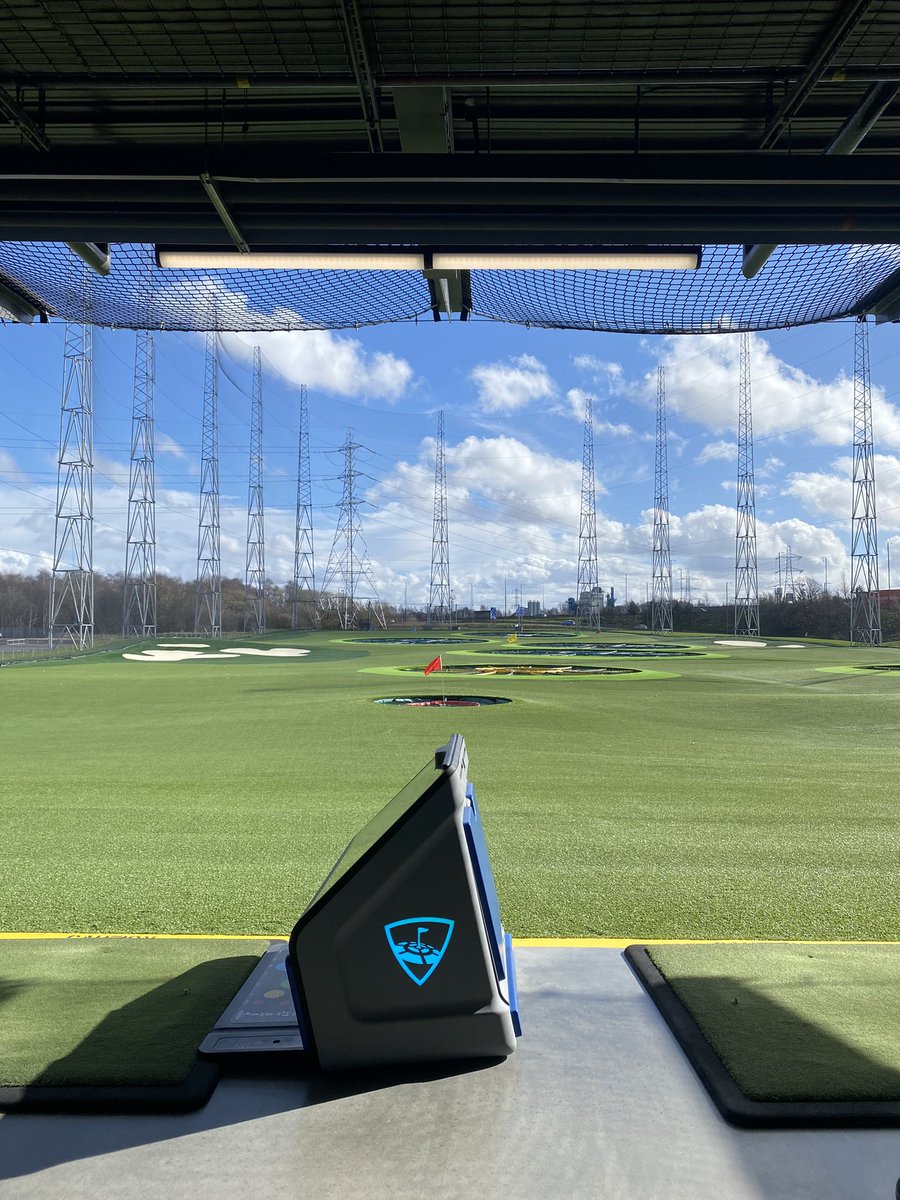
625 943 900 1127
0 938 268 1112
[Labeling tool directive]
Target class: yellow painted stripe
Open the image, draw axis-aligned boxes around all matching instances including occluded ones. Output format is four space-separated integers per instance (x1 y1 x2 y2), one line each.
514 937 900 948
1 932 898 947
0 932 285 941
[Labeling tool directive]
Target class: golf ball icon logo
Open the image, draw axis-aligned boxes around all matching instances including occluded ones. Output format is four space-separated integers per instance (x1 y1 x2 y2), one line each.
384 918 455 985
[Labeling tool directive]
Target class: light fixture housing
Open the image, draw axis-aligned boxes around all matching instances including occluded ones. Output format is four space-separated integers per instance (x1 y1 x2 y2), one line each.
0 281 44 324
156 247 427 270
431 249 701 271
155 245 702 271
65 241 111 276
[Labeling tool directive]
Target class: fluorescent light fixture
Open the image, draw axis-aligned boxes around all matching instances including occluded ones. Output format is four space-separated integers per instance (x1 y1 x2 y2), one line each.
157 249 426 270
431 250 701 270
156 246 701 271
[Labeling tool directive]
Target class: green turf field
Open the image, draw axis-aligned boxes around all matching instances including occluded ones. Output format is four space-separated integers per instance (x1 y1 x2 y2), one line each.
2 629 899 939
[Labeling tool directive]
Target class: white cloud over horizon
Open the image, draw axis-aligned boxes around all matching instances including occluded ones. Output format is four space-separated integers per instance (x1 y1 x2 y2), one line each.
469 353 556 413
223 329 414 402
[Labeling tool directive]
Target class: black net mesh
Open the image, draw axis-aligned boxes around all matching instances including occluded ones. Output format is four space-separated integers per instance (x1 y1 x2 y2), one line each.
1 239 899 333
0 242 433 331
468 244 900 333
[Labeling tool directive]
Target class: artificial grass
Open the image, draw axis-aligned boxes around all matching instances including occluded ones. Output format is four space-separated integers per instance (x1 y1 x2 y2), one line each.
646 943 900 1102
0 938 268 1087
2 629 900 938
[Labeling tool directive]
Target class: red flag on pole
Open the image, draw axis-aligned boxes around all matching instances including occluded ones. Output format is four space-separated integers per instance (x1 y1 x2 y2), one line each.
424 655 442 676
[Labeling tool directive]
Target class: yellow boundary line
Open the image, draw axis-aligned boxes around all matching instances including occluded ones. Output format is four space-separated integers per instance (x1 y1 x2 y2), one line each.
1 933 898 947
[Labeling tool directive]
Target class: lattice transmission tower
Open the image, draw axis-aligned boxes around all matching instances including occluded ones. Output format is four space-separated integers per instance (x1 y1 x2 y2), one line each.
850 315 882 644
195 331 221 637
245 346 266 633
428 410 451 628
576 396 601 630
292 384 316 628
49 265 94 650
734 332 760 636
651 365 673 633
318 429 386 630
123 329 157 638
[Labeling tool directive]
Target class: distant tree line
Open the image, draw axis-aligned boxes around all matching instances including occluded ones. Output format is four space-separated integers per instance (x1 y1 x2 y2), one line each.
604 577 900 641
0 570 403 636
1 569 897 641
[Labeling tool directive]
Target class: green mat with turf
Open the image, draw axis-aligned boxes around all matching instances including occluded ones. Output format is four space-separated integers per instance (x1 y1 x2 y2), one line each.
0 938 268 1112
625 943 900 1127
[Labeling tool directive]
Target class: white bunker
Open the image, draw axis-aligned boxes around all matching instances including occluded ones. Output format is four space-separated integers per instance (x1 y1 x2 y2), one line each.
123 646 311 662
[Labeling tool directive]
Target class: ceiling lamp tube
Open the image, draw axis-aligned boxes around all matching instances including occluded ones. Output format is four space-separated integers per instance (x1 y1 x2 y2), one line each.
157 246 700 271
157 248 426 270
430 249 700 270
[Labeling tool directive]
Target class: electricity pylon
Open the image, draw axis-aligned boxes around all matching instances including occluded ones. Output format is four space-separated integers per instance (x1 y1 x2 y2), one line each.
292 384 316 628
195 330 221 637
245 346 266 633
123 329 157 638
50 264 94 650
576 396 601 630
734 332 760 636
651 365 673 633
428 410 451 628
850 315 882 644
318 429 386 629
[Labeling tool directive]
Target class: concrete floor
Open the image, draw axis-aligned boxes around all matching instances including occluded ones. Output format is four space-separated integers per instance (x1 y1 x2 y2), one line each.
1 948 899 1200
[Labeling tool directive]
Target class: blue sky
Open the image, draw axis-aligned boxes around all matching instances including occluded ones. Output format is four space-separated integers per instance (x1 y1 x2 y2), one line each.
1 310 900 611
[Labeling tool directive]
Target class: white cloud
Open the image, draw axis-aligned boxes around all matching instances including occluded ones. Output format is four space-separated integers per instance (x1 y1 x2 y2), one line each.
618 333 900 451
695 439 737 464
786 453 900 532
156 432 190 460
222 329 414 402
469 353 556 413
0 448 17 474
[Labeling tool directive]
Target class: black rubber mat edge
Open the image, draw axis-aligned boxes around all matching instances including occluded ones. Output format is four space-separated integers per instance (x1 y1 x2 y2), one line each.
623 944 900 1129
0 1059 220 1114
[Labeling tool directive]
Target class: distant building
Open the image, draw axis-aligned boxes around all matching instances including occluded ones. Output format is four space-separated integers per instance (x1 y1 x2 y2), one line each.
526 600 541 617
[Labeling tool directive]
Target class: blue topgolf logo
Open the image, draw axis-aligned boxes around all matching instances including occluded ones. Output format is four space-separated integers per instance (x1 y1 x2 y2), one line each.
384 918 455 986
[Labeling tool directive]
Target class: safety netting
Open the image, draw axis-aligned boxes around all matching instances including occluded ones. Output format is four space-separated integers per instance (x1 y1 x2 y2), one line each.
2 240 899 333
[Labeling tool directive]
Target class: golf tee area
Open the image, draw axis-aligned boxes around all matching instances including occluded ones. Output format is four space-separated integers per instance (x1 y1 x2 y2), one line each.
2 626 898 943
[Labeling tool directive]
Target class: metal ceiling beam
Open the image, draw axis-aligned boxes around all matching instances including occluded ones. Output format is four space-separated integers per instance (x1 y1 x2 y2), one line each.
6 68 900 90
743 80 898 278
199 172 250 253
0 85 49 151
758 0 877 150
336 0 383 152
3 151 900 244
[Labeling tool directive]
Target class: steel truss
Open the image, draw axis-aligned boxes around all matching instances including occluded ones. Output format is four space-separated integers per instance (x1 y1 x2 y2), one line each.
123 328 157 638
651 366 673 633
195 330 221 637
245 345 266 633
318 429 386 630
576 396 601 631
734 333 760 636
850 315 882 644
49 264 93 650
292 384 316 628
428 410 451 628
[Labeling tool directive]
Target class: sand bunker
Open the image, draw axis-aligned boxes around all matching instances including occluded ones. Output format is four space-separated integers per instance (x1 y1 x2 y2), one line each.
780 644 805 649
156 642 209 648
714 639 767 648
220 647 310 657
123 646 310 662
